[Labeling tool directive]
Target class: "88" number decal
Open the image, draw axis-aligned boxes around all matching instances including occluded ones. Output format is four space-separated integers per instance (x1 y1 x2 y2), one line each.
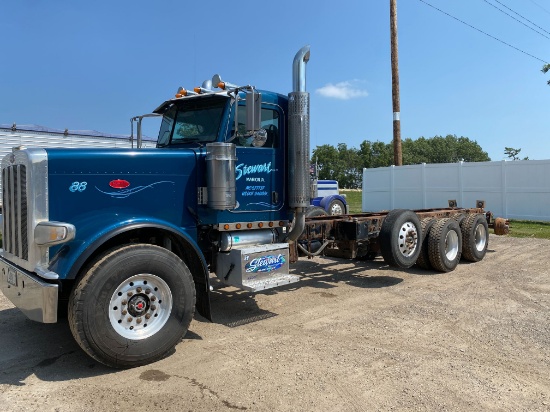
69 181 88 192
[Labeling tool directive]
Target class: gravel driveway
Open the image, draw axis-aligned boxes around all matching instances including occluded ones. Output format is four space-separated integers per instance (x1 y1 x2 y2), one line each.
1 235 549 411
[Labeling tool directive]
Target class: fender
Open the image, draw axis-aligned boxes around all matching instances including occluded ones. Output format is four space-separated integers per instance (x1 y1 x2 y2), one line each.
319 194 348 214
309 196 323 208
49 214 212 320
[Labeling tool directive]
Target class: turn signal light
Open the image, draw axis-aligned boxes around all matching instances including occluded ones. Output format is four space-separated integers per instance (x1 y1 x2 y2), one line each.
35 222 76 246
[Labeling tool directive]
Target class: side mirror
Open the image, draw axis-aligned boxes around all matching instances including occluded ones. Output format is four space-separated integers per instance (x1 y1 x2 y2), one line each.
251 129 267 147
246 90 261 132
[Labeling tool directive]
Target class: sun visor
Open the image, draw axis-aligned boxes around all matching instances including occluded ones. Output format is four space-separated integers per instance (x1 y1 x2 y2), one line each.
153 92 231 114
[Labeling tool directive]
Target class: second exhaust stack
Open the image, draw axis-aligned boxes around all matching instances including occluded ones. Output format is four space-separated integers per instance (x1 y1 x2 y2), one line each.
288 45 311 208
286 45 311 242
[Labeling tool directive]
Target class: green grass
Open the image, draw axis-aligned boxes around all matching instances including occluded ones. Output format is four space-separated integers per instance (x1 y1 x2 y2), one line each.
341 190 363 214
507 220 550 239
341 190 550 239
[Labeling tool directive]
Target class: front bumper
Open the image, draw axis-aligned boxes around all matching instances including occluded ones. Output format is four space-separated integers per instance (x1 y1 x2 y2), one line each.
0 255 58 323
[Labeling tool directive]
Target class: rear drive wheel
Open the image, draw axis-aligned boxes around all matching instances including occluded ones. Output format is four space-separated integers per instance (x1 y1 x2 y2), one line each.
327 199 345 216
428 218 462 272
379 209 422 268
461 214 489 262
416 218 436 270
68 244 196 368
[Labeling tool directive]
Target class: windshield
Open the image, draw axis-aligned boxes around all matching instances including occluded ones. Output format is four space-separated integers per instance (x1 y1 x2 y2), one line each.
157 97 227 147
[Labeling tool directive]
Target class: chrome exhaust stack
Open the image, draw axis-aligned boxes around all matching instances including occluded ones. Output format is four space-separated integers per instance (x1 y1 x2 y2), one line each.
286 45 311 242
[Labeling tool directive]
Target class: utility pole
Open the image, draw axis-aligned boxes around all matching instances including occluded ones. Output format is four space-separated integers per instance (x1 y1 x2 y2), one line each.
390 0 402 166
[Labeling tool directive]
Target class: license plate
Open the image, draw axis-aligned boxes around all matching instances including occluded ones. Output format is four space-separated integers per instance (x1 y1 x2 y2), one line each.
7 267 17 286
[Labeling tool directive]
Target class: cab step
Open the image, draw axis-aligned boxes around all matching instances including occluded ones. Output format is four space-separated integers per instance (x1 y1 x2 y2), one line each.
242 273 300 292
216 243 299 292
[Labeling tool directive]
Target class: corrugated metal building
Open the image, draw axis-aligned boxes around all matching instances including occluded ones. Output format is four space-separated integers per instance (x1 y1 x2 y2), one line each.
0 124 157 206
0 123 156 160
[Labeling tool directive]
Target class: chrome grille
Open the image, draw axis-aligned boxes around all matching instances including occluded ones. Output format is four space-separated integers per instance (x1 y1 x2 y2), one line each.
2 164 29 260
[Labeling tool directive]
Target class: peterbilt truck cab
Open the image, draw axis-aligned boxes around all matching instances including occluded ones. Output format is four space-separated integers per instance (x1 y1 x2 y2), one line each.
0 46 313 368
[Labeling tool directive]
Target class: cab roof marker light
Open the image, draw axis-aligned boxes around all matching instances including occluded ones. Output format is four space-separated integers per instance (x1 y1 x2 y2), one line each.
212 74 239 90
176 87 198 98
194 87 214 94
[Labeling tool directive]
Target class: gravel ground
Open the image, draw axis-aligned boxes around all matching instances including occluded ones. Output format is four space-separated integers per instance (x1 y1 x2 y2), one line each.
1 235 549 411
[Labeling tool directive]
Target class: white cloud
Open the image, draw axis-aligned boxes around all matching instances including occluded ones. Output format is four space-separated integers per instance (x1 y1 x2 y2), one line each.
315 80 369 100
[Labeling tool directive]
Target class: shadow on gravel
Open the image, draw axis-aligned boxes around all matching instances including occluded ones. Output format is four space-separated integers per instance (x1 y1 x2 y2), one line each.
201 257 407 328
206 287 279 328
0 307 201 386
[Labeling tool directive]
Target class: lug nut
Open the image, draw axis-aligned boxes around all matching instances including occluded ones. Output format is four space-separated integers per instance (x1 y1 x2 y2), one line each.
136 287 142 293
127 317 133 322
150 296 156 302
121 310 128 315
145 288 151 294
136 317 142 324
121 299 127 305
145 314 151 320
127 291 133 297
151 305 157 311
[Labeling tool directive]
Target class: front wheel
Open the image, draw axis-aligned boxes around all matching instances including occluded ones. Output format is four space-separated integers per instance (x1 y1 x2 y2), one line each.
68 244 196 368
327 199 345 215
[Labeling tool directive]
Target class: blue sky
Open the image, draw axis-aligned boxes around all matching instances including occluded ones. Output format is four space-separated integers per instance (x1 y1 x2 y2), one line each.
1 0 549 161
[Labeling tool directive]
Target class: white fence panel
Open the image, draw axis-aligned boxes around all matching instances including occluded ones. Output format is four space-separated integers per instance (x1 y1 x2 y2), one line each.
362 160 550 222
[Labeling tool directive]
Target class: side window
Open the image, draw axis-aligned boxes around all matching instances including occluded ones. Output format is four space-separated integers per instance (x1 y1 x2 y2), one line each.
261 109 279 148
235 107 280 148
157 106 176 146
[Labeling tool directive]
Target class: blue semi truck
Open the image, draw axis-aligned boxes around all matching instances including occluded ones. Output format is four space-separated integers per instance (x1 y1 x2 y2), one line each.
309 163 348 215
0 46 497 368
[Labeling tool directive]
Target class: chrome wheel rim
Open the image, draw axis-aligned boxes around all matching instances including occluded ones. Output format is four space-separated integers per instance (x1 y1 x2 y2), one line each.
445 230 459 261
109 274 172 340
398 221 419 257
475 224 487 251
330 203 343 215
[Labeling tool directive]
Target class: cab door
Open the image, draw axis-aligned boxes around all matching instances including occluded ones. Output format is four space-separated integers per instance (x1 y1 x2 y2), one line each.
231 104 285 216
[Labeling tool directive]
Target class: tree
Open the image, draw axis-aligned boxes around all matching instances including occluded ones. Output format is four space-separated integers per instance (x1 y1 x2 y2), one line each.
543 64 550 85
312 135 491 189
312 143 363 189
504 147 528 161
359 140 392 169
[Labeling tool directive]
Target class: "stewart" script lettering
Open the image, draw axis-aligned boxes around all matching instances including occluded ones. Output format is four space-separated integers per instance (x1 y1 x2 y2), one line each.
236 162 273 180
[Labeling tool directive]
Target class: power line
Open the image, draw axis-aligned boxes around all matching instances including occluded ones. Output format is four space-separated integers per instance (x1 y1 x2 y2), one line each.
528 0 550 16
483 0 550 39
417 0 548 64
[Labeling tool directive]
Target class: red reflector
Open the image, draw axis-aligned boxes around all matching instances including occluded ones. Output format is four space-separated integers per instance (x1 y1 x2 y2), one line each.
109 179 130 189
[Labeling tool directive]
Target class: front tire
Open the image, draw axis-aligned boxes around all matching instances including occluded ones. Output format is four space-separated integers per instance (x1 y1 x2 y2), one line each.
327 199 345 215
68 244 196 368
